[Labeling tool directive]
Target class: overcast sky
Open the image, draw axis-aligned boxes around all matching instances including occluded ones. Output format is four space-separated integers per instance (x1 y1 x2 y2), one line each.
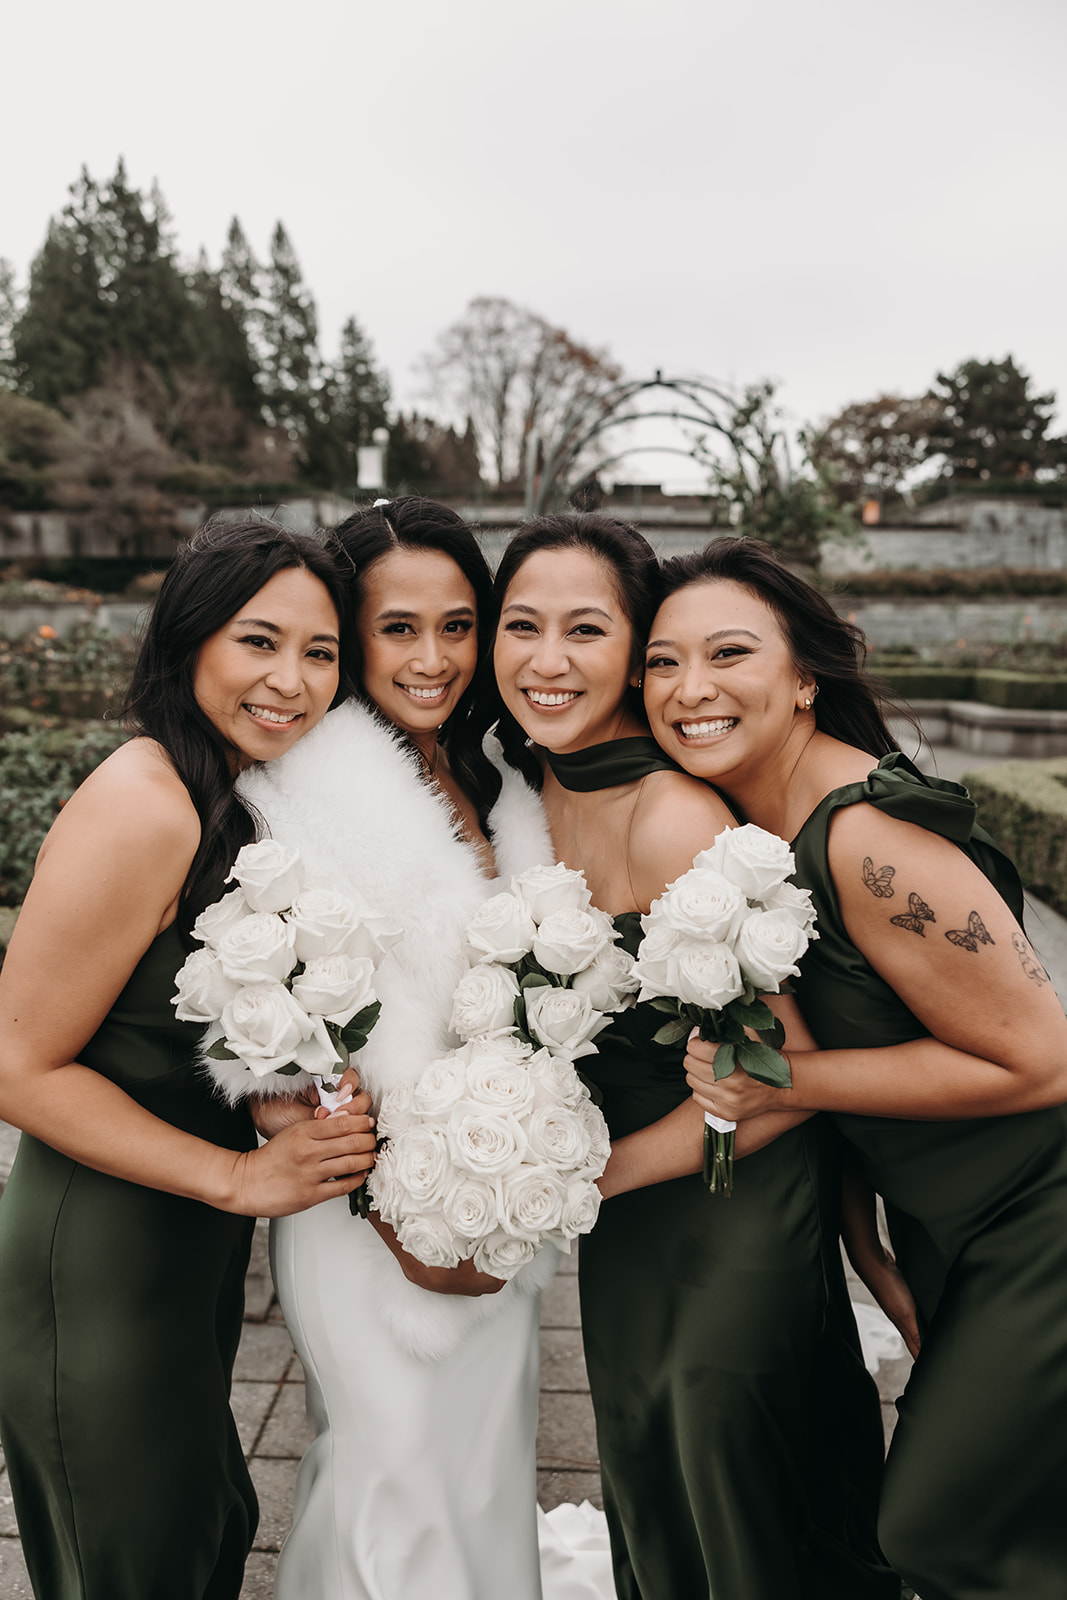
5 0 1065 486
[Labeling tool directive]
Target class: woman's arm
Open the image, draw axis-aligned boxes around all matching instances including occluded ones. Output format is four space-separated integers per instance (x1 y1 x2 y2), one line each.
0 749 375 1216
841 1165 921 1359
366 1213 506 1296
686 805 1067 1123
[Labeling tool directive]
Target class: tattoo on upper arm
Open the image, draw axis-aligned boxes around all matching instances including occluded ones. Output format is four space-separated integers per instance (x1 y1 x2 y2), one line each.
889 893 936 936
861 857 896 898
945 911 994 953
1012 930 1050 985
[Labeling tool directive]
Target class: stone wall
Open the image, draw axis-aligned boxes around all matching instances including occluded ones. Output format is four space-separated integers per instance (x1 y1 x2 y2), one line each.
822 497 1067 574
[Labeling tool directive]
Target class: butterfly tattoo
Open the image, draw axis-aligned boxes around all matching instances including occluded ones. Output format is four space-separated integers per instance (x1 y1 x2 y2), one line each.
944 912 994 953
862 858 896 899
889 893 936 936
1012 931 1048 983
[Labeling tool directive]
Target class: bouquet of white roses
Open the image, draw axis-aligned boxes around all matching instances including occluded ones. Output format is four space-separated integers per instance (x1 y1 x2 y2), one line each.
173 839 402 1113
364 864 631 1277
631 825 817 1197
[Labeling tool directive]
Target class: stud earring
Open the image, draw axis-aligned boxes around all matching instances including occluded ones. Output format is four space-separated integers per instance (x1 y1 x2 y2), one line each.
805 698 812 709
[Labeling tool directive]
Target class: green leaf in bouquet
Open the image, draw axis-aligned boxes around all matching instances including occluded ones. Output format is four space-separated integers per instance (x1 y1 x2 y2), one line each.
341 1001 382 1045
648 997 680 1015
330 1033 351 1072
205 1039 238 1062
712 1041 737 1079
730 997 777 1032
520 972 551 990
716 1013 747 1045
765 1016 786 1051
736 1038 793 1087
652 1018 692 1047
275 1062 302 1076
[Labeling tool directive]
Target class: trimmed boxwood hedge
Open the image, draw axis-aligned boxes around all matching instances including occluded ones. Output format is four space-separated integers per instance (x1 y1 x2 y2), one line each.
962 759 1067 920
878 667 1067 711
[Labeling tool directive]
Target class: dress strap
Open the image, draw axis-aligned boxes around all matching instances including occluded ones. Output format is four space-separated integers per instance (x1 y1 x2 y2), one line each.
545 736 681 792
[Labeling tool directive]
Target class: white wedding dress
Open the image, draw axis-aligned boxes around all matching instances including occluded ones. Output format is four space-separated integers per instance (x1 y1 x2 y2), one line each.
240 702 614 1600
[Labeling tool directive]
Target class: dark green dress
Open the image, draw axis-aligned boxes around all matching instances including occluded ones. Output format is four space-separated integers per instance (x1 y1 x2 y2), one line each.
0 925 259 1600
791 753 1067 1600
552 739 898 1600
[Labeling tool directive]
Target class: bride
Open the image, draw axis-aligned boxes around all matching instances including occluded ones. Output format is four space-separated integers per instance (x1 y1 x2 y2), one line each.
242 498 608 1600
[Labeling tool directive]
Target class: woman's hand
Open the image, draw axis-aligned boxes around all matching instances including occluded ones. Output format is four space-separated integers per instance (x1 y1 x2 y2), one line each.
366 1213 506 1297
251 1084 320 1138
859 1251 921 1361
684 1034 790 1121
225 1110 378 1217
840 1165 920 1359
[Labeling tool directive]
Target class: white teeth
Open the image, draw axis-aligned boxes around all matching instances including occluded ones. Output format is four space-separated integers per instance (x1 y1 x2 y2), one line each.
526 690 579 707
401 684 449 700
245 704 299 724
680 718 737 738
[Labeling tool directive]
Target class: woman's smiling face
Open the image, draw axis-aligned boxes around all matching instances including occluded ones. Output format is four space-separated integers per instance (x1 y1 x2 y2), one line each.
357 547 479 740
642 578 813 784
494 546 639 754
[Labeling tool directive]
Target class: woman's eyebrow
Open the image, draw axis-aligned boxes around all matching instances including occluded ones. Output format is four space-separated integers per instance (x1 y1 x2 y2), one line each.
376 606 474 621
233 616 339 646
646 627 761 649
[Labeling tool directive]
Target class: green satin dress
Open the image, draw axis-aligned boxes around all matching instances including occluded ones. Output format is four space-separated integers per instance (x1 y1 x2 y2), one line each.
0 924 259 1600
552 739 898 1600
791 753 1067 1600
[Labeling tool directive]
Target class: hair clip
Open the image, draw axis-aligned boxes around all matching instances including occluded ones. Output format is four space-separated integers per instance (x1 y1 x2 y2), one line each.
373 497 391 509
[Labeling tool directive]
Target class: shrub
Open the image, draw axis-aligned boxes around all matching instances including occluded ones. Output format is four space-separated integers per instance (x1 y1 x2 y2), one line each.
962 760 1067 921
831 567 1067 598
875 667 1067 711
0 621 136 703
0 724 128 904
876 667 977 702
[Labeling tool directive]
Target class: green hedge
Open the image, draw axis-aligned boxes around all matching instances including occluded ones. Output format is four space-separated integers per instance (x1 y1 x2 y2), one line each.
0 724 128 904
962 760 1067 920
834 566 1067 598
878 667 1067 710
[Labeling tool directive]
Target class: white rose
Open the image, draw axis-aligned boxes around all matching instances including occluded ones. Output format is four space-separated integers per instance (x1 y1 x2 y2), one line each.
654 867 747 944
367 1146 409 1225
528 1048 587 1109
172 948 240 1023
735 908 809 992
525 1103 592 1172
472 1228 538 1280
570 943 639 1012
666 942 744 1010
631 922 687 999
226 839 304 914
465 892 537 964
524 985 610 1060
447 1100 529 1177
499 1167 566 1238
760 880 819 937
287 887 402 965
375 1080 420 1139
290 954 377 1024
574 1097 611 1175
192 888 253 948
385 1124 453 1207
396 1212 462 1270
292 1014 343 1077
220 982 314 1076
554 1174 603 1240
216 912 297 986
450 963 521 1039
695 824 794 902
442 1174 501 1243
464 1054 536 1117
456 1034 534 1068
512 862 591 923
532 907 612 976
411 1055 469 1118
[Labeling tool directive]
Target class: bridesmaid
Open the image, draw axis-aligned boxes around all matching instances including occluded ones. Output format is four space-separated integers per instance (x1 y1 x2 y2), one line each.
492 512 898 1600
647 535 1067 1600
0 519 377 1600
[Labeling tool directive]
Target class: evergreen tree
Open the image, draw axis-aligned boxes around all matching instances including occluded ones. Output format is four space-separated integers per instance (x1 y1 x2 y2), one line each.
260 222 320 438
219 219 266 390
0 260 19 388
926 356 1062 480
303 316 392 486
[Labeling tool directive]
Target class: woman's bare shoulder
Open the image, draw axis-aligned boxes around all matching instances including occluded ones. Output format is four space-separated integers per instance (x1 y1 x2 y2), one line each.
39 736 200 869
629 769 736 900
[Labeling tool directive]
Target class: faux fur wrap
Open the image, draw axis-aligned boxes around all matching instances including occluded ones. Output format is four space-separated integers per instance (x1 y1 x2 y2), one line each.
236 698 560 1357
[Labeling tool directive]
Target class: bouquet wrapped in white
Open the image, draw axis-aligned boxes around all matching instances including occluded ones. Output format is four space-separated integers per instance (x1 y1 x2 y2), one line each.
365 864 632 1277
173 840 402 1113
631 824 818 1196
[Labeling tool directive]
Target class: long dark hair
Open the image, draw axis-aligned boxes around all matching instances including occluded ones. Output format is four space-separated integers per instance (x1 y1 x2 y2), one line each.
123 515 354 940
656 537 902 757
492 512 661 789
327 497 503 826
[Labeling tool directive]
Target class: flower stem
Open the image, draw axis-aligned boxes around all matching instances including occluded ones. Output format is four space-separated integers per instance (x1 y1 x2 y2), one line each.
349 1184 370 1219
704 1126 734 1198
